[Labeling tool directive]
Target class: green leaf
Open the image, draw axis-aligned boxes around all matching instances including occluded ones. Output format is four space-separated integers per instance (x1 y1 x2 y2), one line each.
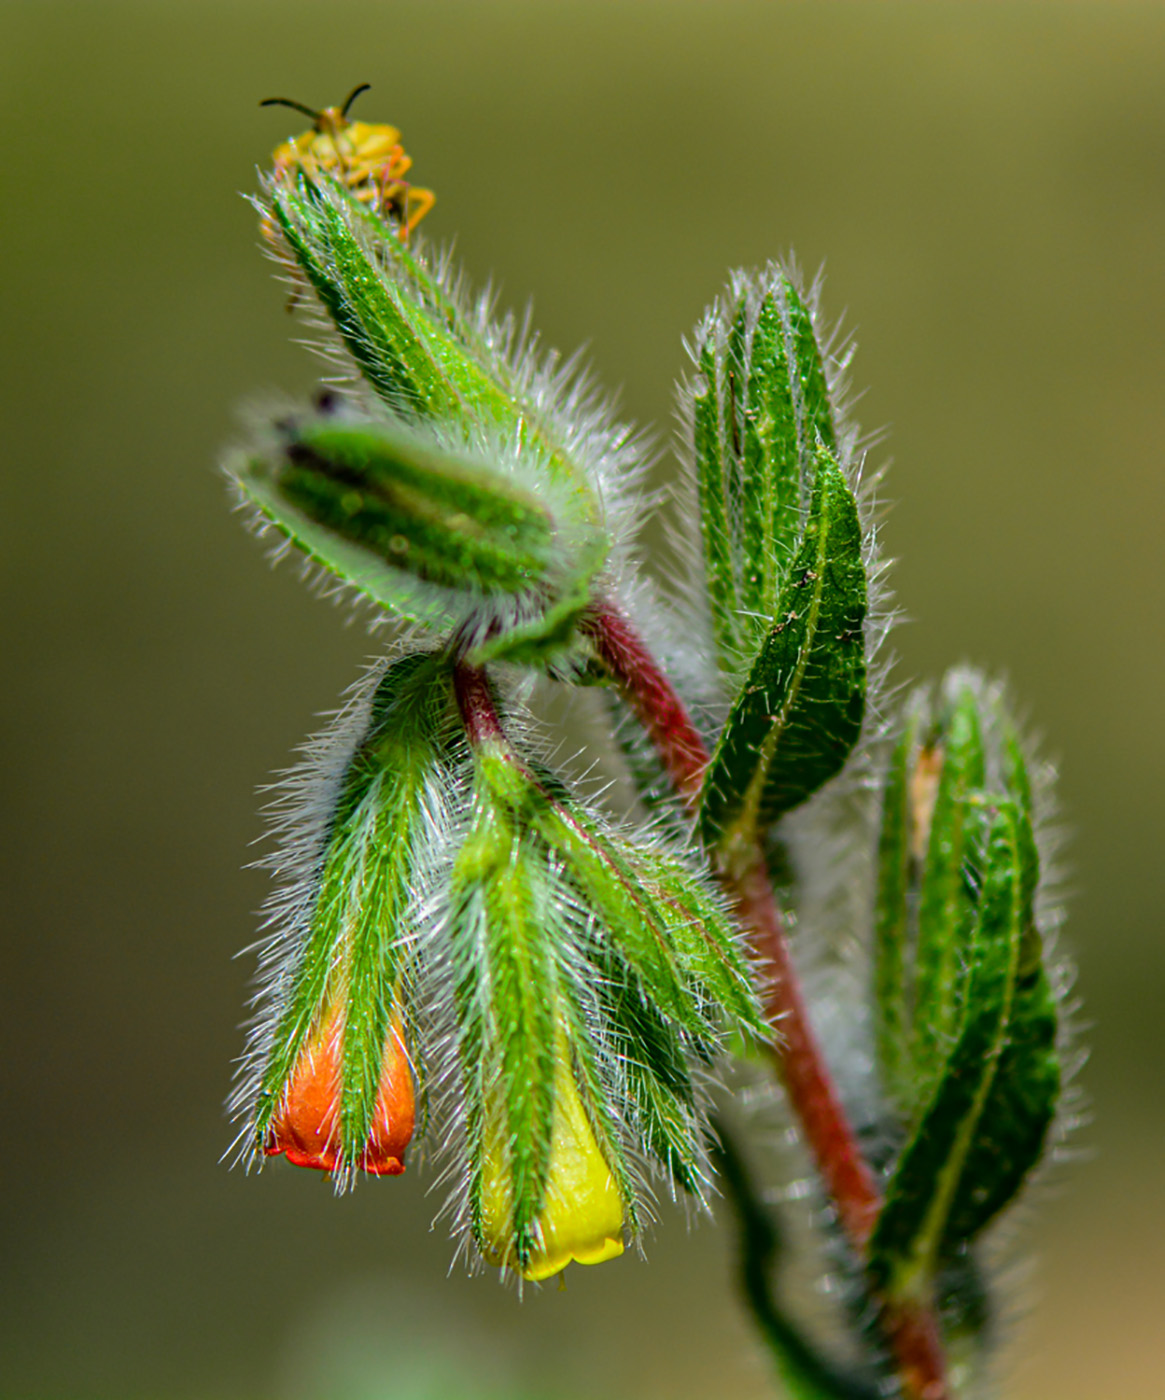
940 753 1060 1247
940 957 1059 1251
691 268 838 674
697 448 866 849
911 686 986 1104
873 707 923 1113
251 652 457 1164
867 802 1024 1302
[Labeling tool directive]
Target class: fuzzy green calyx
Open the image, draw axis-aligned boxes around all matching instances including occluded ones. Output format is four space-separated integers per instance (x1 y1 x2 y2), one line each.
232 408 610 660
232 652 460 1185
448 676 763 1275
691 264 838 677
266 175 601 522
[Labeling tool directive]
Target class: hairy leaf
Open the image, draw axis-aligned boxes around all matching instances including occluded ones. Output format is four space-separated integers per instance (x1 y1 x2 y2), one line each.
691 268 838 673
941 747 1060 1246
698 448 866 848
873 707 923 1113
910 685 986 1103
868 802 1024 1301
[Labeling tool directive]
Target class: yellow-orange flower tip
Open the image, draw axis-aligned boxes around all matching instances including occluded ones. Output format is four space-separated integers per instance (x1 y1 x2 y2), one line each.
263 1012 415 1175
481 1064 625 1282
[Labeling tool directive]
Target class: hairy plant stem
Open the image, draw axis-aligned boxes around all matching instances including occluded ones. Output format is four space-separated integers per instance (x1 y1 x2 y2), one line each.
581 598 950 1400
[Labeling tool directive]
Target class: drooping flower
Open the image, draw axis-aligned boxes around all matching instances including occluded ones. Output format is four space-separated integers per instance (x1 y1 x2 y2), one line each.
479 1047 625 1282
264 1008 415 1176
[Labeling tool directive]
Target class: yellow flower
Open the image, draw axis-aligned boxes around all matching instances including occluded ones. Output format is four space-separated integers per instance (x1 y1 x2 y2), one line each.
480 1055 625 1282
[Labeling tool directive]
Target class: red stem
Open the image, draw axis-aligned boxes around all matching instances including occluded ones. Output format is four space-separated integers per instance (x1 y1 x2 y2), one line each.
453 661 506 747
581 598 948 1400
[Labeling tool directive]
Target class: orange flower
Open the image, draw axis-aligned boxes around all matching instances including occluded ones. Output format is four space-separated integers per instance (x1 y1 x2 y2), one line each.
264 1010 415 1175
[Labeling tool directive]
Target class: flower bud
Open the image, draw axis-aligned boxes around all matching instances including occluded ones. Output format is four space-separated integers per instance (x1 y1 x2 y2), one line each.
231 651 460 1187
264 1009 415 1175
479 1047 625 1282
870 668 1063 1282
230 409 608 663
446 666 762 1276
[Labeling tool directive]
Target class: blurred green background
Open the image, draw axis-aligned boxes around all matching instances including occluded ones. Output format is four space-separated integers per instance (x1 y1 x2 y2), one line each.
2 2 1162 1397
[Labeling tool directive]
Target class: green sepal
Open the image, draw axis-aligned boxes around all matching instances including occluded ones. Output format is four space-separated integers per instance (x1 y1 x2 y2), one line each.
452 808 559 1262
872 706 923 1113
691 268 838 674
475 746 762 1043
600 950 706 1193
268 176 599 520
867 802 1024 1301
233 410 609 654
467 532 609 668
461 721 761 1193
697 448 866 849
272 178 506 425
251 651 458 1165
450 755 635 1271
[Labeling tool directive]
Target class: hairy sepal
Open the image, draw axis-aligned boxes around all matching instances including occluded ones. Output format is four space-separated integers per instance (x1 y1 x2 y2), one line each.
231 408 608 659
450 716 761 1238
235 651 460 1180
447 755 632 1274
267 175 601 522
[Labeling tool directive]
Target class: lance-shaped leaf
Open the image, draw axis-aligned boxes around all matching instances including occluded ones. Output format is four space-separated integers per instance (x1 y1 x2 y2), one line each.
910 684 987 1105
940 734 1061 1247
867 801 1024 1302
691 266 837 673
698 448 866 849
238 651 458 1181
267 176 599 520
231 409 609 655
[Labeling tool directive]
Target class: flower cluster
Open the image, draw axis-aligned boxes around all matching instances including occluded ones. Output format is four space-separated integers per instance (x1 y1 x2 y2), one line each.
228 96 762 1280
227 94 1069 1390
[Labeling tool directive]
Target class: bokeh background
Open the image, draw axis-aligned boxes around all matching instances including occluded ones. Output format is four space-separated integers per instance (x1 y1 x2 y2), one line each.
2 2 1163 1397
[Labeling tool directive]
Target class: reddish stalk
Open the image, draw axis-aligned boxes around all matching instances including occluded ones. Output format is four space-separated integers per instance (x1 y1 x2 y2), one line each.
453 660 506 748
581 598 949 1400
